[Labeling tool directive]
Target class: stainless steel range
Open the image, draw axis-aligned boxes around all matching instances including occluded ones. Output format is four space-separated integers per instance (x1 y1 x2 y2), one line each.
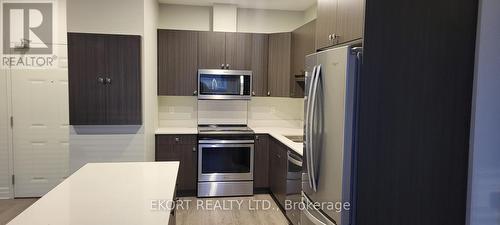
197 125 255 197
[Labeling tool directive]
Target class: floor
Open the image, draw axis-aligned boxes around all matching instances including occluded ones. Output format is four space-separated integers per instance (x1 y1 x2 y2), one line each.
0 195 287 225
176 194 289 225
0 198 37 225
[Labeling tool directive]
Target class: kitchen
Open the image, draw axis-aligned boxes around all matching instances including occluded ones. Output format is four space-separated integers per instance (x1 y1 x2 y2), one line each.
0 0 498 225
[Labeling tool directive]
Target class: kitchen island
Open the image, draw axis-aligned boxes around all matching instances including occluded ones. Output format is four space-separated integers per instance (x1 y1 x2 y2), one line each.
8 162 179 225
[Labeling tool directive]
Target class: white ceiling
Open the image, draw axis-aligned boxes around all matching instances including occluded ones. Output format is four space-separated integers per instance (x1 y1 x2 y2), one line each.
158 0 316 11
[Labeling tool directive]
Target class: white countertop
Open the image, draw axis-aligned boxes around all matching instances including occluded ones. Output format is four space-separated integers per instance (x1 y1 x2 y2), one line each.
251 127 304 156
155 126 304 155
156 127 198 134
8 162 179 225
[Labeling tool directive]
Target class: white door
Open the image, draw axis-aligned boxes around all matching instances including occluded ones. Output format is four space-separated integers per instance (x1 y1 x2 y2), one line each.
11 69 69 197
0 69 13 199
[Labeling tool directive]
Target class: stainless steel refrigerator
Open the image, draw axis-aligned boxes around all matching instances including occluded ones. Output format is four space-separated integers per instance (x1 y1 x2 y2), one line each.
301 45 362 225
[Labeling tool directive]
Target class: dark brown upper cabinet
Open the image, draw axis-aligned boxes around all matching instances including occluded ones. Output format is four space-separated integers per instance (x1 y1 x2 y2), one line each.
158 30 198 96
68 33 141 125
316 0 364 50
291 20 316 98
225 32 253 70
251 34 269 97
198 32 253 70
268 32 292 97
198 31 226 69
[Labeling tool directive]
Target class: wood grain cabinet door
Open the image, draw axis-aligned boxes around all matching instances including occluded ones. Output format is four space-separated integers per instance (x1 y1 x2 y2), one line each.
198 31 226 69
316 0 338 50
158 30 198 96
156 135 198 194
251 34 269 97
254 134 269 189
269 138 287 208
177 144 197 192
68 33 108 125
225 33 252 70
105 34 142 125
268 32 292 97
335 0 364 44
291 20 316 98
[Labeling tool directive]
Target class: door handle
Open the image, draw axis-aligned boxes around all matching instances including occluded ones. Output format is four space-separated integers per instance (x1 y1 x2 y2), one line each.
305 66 317 190
104 77 112 85
97 77 104 84
309 64 322 192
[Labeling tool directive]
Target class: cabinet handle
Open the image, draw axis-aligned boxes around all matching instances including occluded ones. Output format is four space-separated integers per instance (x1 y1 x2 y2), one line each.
175 137 180 143
267 91 271 96
221 64 225 69
255 135 259 140
105 77 112 85
192 147 197 152
193 90 198 96
97 77 104 84
226 64 230 69
252 91 256 96
328 34 333 41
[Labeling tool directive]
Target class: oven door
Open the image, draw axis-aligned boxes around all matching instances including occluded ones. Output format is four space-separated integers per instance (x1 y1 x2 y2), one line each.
198 141 254 182
198 69 252 100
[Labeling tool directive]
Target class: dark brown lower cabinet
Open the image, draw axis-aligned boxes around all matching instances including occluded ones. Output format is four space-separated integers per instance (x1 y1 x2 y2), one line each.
156 135 197 196
269 137 288 209
254 134 270 190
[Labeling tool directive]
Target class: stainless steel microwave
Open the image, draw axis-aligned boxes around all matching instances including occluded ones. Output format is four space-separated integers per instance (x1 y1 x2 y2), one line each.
198 69 252 100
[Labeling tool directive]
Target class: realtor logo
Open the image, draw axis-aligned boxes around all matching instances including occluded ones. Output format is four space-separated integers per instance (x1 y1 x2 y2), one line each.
2 3 53 54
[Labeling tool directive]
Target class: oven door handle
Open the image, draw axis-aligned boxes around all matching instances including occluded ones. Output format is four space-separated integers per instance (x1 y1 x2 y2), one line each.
198 140 255 144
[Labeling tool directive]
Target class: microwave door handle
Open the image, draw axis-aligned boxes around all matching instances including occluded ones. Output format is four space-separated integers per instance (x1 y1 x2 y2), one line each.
240 75 244 95
305 66 317 190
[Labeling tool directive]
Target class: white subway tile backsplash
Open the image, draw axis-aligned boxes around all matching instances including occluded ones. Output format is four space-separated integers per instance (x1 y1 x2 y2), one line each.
198 100 248 125
158 96 197 127
158 96 304 128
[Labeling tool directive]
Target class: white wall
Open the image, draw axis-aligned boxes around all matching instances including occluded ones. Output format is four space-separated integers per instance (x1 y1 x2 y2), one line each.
67 0 159 171
467 0 500 224
158 4 211 31
158 4 309 33
303 4 317 24
237 8 305 33
213 4 237 32
143 0 159 162
66 0 143 35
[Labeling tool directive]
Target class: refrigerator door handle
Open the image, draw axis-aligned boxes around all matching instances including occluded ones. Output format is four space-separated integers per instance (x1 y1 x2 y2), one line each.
302 192 337 225
309 64 322 192
305 65 317 190
303 207 328 225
